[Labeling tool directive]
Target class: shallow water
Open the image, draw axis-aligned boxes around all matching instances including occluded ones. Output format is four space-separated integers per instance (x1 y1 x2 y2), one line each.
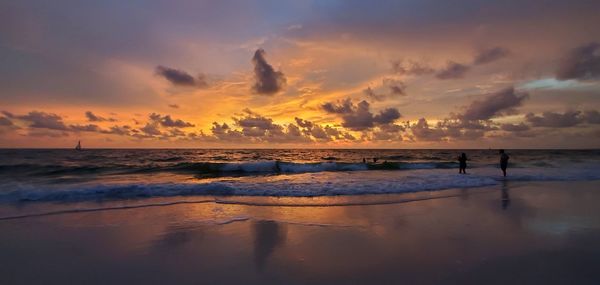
1 181 599 284
0 149 599 203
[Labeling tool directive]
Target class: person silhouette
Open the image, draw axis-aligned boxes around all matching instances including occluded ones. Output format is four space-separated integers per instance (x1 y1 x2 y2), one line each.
457 153 467 174
499 149 510 177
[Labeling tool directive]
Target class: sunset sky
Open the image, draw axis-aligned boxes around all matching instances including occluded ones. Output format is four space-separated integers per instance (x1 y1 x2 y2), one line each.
1 0 599 148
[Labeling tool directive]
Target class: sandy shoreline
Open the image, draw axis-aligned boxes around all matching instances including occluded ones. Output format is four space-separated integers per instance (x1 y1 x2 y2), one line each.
1 180 599 284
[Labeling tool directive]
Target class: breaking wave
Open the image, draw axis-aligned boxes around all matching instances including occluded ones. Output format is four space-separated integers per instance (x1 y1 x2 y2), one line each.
1 165 599 203
0 161 463 177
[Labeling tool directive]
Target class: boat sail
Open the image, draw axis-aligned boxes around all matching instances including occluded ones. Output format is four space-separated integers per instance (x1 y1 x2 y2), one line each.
75 140 82 150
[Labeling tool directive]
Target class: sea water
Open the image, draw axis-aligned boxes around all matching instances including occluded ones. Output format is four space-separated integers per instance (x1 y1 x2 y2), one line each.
0 149 599 202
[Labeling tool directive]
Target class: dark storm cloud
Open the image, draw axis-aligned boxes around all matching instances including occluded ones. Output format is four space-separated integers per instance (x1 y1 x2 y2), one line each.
211 122 242 140
446 119 493 131
210 122 241 138
341 100 383 130
500 123 530 132
383 79 407 96
234 109 277 130
556 42 600 80
242 125 266 137
140 123 162 136
207 113 341 143
460 87 529 120
2 108 353 144
343 132 356 140
401 87 532 141
374 108 401 124
292 117 353 142
407 117 496 142
309 125 330 140
167 128 186 137
206 110 340 143
410 118 446 141
371 123 405 141
438 119 491 140
155 65 194 86
230 109 296 139
363 87 385 101
473 47 510 65
286 124 303 137
97 125 132 136
267 123 314 143
583 110 600 124
1 111 14 118
85 111 116 122
155 66 208 87
0 117 13 126
294 117 314 128
391 60 435 76
321 98 354 114
1 109 149 138
251 49 286 95
161 116 195 128
323 125 344 139
69 124 101 132
380 123 406 133
525 111 583 128
149 113 195 128
16 111 68 130
435 61 470 80
322 99 401 131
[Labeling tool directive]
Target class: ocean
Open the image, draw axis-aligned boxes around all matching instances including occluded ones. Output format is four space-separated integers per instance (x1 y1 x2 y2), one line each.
1 149 599 202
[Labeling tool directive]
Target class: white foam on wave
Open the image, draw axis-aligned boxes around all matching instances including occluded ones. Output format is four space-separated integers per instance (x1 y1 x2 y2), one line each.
217 161 369 173
279 162 368 173
0 182 236 202
219 161 277 172
397 162 443 169
0 166 599 203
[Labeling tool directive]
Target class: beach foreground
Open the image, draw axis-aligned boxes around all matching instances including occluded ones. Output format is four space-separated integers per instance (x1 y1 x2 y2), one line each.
1 180 599 284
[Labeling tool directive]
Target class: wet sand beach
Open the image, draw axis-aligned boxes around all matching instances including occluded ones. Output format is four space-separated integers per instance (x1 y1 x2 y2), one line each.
1 180 599 284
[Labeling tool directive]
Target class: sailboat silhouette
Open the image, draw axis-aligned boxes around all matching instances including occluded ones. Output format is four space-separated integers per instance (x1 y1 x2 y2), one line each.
75 140 82 151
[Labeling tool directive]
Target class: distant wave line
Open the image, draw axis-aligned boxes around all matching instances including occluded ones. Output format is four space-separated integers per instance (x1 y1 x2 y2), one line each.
0 199 215 221
0 189 497 221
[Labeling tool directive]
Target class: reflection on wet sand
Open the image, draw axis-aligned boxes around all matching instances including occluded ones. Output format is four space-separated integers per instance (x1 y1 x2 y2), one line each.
501 180 510 210
253 220 287 271
152 224 205 250
0 181 599 284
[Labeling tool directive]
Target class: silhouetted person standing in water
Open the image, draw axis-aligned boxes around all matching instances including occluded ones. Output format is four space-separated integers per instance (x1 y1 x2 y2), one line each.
457 153 467 174
499 149 510 177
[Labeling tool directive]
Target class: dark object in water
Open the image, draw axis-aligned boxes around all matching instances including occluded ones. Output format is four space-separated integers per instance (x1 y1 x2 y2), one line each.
458 153 467 174
499 149 510 177
75 140 82 151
